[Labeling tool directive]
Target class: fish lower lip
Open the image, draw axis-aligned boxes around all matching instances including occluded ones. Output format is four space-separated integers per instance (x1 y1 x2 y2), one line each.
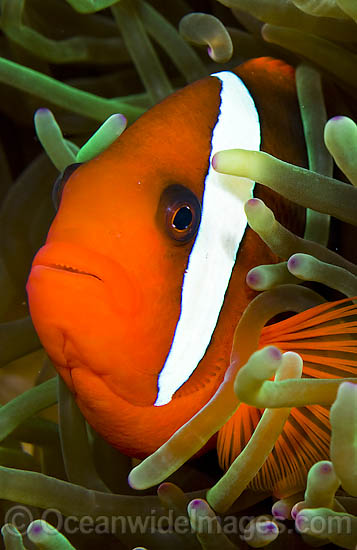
45 263 102 281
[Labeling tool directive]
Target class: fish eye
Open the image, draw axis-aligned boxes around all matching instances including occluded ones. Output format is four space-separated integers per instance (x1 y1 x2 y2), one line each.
172 205 193 231
52 162 82 210
159 184 201 243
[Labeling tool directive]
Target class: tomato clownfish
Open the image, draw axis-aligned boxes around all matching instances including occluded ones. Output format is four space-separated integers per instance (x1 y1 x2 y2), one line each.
28 57 345 496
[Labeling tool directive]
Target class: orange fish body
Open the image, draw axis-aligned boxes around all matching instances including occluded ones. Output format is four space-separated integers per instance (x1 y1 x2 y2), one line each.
27 58 308 463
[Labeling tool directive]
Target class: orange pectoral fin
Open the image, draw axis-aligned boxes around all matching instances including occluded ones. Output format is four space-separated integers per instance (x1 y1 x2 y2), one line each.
217 297 357 497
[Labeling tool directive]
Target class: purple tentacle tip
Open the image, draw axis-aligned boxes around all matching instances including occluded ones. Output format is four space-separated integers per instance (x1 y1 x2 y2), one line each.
112 113 123 122
272 506 286 520
291 503 300 520
246 198 261 208
35 107 50 117
246 270 260 286
212 155 218 169
127 473 136 489
158 482 170 493
190 499 204 510
287 255 300 270
268 346 282 361
330 115 345 122
319 462 332 474
262 522 278 533
295 512 308 532
31 523 43 535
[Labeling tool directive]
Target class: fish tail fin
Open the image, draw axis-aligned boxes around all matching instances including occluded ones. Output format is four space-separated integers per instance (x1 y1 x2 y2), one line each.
217 297 357 496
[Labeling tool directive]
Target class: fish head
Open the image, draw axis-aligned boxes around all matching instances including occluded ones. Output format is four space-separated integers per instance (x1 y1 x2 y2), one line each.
27 75 238 453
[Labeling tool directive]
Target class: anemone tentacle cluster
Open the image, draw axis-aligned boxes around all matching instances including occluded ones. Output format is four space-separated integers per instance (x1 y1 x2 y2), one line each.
0 1 356 549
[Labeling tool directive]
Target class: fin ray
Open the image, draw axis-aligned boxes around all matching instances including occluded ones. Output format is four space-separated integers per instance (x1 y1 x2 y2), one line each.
218 297 356 495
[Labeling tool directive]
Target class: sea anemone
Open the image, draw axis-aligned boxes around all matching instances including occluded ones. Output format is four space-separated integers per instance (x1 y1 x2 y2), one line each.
0 1 356 549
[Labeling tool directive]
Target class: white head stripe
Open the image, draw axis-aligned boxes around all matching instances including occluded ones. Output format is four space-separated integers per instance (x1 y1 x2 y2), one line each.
154 71 261 406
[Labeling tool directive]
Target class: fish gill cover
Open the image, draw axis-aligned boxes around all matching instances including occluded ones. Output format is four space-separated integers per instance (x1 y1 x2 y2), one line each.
0 0 356 549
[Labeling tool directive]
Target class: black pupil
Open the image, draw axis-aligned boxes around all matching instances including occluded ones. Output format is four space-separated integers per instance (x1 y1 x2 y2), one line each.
173 206 192 230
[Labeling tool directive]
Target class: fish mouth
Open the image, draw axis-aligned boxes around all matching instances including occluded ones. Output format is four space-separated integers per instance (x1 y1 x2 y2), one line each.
43 263 102 281
31 243 105 283
29 241 140 316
